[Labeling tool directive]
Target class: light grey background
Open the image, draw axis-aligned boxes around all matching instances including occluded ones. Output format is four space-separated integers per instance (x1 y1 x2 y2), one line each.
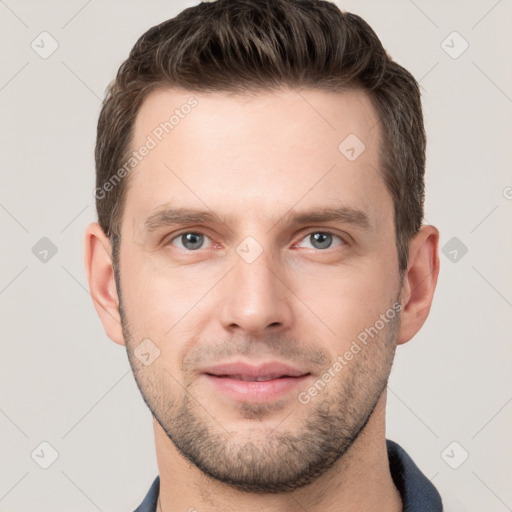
1 0 511 511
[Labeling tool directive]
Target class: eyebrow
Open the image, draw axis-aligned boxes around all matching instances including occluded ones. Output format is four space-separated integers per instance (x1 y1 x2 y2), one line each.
143 205 370 233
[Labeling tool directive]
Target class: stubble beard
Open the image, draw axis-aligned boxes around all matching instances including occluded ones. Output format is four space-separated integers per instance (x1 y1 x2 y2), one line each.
116 263 400 493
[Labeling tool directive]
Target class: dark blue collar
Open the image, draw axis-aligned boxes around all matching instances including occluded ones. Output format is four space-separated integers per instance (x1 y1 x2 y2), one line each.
134 439 443 511
386 439 443 511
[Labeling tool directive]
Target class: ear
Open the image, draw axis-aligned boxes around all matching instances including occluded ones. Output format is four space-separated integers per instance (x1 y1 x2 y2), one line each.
83 222 125 346
397 225 440 345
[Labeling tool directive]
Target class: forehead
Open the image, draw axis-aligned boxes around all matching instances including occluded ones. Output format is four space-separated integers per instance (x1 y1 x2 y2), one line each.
123 86 391 235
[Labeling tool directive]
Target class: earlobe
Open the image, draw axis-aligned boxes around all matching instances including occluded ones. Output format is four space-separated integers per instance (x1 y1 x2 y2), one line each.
83 222 126 346
397 225 440 345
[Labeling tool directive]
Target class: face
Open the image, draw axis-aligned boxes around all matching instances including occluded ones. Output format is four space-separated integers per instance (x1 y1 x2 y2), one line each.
115 87 402 492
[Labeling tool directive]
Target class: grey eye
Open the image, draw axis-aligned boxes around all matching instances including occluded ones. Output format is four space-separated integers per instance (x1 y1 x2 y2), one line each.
296 231 344 250
175 232 205 250
309 232 333 249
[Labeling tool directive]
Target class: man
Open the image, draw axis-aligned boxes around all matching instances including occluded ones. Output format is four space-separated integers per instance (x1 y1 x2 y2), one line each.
84 0 442 510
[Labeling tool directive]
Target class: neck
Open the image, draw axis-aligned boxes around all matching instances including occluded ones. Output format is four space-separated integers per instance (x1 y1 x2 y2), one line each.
153 393 401 512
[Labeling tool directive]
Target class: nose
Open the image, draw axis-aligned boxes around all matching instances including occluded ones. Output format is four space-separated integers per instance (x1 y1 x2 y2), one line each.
219 247 293 336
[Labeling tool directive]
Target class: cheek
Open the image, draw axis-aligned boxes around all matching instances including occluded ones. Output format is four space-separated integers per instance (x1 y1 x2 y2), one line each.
120 248 218 342
292 256 399 350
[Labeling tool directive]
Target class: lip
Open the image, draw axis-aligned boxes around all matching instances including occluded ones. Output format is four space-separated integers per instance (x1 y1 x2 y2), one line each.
202 361 310 379
201 361 312 402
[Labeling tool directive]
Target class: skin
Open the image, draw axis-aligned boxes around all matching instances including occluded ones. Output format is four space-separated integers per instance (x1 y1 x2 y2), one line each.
84 87 439 511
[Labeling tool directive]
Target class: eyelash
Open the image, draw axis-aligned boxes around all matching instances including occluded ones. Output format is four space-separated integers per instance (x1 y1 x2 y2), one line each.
165 229 347 251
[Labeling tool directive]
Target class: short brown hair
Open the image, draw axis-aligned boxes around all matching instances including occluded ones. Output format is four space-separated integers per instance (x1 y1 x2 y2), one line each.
95 0 426 274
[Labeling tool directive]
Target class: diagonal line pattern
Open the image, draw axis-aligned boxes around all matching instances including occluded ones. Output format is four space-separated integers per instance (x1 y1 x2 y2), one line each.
292 87 337 130
0 0 29 28
60 265 94 296
408 0 439 28
0 471 29 502
0 62 29 92
388 386 439 438
61 204 89 233
471 0 503 30
472 397 512 439
472 61 512 104
471 265 512 308
471 470 511 510
0 203 29 232
61 0 93 29
61 370 131 439
470 204 499 233
60 265 122 325
0 408 29 438
0 265 28 295
418 61 439 84
264 407 294 439
289 494 310 512
61 471 104 511
61 61 102 101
